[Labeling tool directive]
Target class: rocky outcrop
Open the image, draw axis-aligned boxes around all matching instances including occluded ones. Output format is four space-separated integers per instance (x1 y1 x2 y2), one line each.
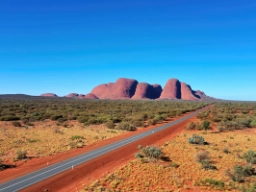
112 78 138 99
40 78 214 101
160 79 181 99
40 93 58 97
66 93 79 98
92 78 138 99
180 82 200 100
84 93 98 99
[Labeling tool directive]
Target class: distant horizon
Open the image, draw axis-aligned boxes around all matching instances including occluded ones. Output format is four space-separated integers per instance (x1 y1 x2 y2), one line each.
0 76 255 102
1 0 256 101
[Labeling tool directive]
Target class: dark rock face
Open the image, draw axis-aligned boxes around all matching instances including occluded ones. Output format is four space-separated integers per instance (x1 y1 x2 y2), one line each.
132 83 157 99
152 84 162 99
160 79 181 99
40 93 58 97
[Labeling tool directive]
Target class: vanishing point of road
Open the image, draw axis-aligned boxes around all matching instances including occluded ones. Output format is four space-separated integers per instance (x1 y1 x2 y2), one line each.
0 106 210 192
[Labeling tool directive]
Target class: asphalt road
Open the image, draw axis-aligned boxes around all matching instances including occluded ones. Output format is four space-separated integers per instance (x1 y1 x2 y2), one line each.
0 106 209 192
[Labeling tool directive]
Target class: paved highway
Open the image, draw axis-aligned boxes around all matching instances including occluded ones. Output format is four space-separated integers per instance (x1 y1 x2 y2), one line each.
0 106 209 192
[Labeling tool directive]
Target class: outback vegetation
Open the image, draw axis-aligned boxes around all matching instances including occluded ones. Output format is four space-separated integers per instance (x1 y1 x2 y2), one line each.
0 97 207 167
85 102 256 192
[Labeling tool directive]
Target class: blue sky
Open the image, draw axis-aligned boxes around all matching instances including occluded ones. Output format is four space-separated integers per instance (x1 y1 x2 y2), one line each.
1 0 256 100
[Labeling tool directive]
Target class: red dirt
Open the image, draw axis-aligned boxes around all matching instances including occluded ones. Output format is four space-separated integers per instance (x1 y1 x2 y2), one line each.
14 107 210 192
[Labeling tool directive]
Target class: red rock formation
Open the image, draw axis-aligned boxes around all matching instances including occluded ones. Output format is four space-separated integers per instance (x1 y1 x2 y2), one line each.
181 82 200 100
92 78 138 99
160 79 181 99
112 78 138 99
40 93 58 97
42 78 212 101
194 90 206 97
132 83 152 99
66 93 79 98
84 93 98 99
91 83 115 99
78 94 85 99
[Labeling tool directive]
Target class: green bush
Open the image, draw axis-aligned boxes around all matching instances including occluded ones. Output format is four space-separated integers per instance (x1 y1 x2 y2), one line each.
225 164 255 183
243 150 256 164
116 122 136 131
70 135 84 140
50 115 63 121
200 178 224 190
15 150 27 160
188 134 205 145
0 116 20 121
136 145 162 162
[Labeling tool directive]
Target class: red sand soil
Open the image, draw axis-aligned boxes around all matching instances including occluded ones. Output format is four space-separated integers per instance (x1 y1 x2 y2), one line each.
12 106 211 192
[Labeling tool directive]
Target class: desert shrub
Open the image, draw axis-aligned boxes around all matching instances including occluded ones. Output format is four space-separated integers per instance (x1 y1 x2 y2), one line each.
11 121 22 127
240 183 256 192
50 115 63 121
188 134 206 145
169 162 179 168
243 150 256 164
202 120 210 132
201 159 217 170
105 120 115 129
57 118 67 123
70 135 84 140
223 148 231 154
77 116 89 123
131 120 144 127
187 122 196 130
195 150 210 163
200 178 225 190
225 165 255 183
29 139 40 143
250 119 256 127
147 119 157 125
68 142 77 149
153 115 165 122
116 122 136 131
136 145 162 162
15 150 27 160
0 116 20 121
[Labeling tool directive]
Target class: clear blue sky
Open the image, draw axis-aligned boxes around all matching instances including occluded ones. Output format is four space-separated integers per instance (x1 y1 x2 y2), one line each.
1 0 256 100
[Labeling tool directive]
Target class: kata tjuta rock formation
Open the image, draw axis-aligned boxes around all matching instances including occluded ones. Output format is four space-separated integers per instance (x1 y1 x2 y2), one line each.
40 93 58 97
91 78 138 99
132 83 162 99
90 77 210 101
40 77 215 101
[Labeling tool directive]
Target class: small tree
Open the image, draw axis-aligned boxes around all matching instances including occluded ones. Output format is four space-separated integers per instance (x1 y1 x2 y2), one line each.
202 120 210 133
